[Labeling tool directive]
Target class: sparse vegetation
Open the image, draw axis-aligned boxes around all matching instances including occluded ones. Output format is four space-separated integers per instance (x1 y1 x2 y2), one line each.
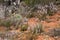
0 0 60 40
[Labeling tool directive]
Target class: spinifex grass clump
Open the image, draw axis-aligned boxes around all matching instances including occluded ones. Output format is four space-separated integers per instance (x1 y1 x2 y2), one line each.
9 13 23 29
54 28 60 37
24 0 56 7
10 13 22 22
0 13 23 30
0 19 12 29
47 7 54 16
0 19 12 30
24 0 40 7
46 28 60 37
20 24 28 31
28 22 44 34
31 23 44 34
27 18 44 34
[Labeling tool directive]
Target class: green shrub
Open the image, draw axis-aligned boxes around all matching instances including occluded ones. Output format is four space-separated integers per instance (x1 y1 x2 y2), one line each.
24 0 40 7
0 19 11 27
24 0 56 7
28 23 44 34
20 24 28 31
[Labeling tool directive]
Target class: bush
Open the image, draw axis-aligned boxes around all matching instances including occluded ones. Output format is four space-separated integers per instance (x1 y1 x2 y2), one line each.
20 24 28 31
46 28 60 37
0 19 12 29
24 0 40 7
27 23 44 34
23 0 57 7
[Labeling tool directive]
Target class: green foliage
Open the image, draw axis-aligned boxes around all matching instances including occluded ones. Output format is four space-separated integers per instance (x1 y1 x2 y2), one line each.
0 19 12 28
23 0 57 7
26 13 34 18
24 0 40 7
0 20 10 27
10 14 22 21
20 24 28 31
